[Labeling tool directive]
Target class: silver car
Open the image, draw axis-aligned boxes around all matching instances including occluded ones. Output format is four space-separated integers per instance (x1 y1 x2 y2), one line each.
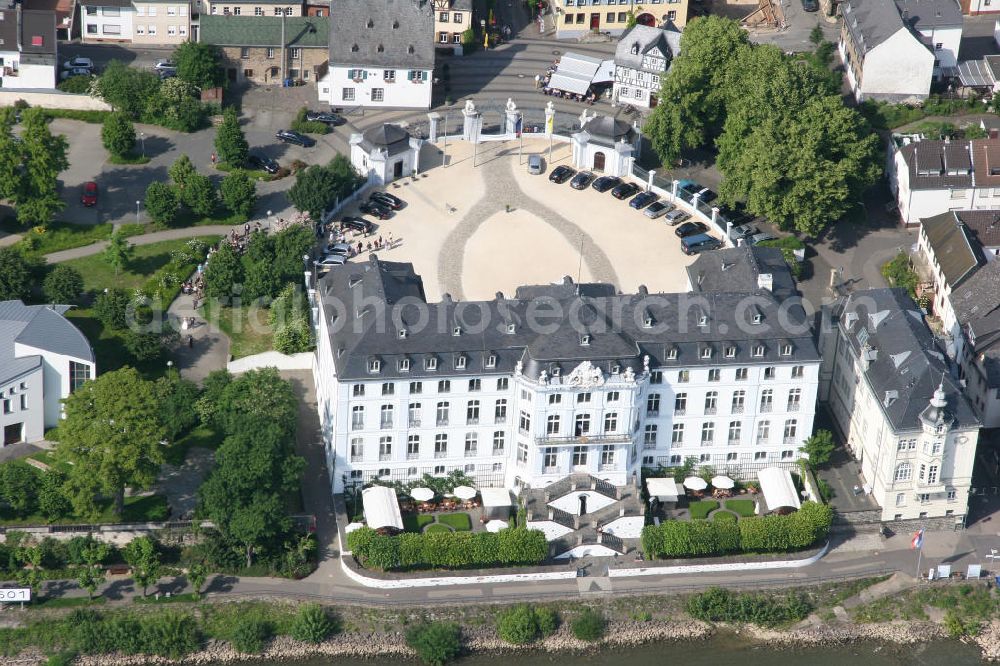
315 254 348 271
663 209 690 225
643 201 674 219
527 155 543 175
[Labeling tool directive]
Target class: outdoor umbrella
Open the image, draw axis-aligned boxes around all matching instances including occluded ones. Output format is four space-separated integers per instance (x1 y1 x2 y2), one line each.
453 485 477 500
711 475 735 490
683 476 708 491
486 519 509 533
410 487 434 502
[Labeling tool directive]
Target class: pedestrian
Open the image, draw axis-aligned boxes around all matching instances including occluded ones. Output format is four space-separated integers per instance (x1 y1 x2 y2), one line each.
211 152 217 165
535 74 541 89
378 235 383 248
387 232 394 247
357 241 363 254
244 222 250 235
197 263 204 274
367 241 372 252
188 335 194 348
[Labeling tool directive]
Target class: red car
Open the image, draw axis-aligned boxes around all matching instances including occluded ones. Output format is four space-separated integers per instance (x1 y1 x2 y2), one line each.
81 181 98 207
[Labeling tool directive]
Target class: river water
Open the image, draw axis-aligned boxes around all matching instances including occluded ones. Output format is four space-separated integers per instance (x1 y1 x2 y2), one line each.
231 634 986 666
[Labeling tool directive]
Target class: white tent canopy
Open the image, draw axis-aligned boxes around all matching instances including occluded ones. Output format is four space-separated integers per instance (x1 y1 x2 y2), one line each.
410 487 434 502
711 475 735 490
646 477 680 501
481 488 513 508
362 486 403 530
756 468 802 512
453 485 477 500
547 52 605 95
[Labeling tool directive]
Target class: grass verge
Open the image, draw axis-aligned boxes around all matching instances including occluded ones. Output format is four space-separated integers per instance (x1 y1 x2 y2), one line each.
724 499 755 518
108 153 151 165
438 512 472 531
201 302 274 358
688 500 718 520
1 219 113 257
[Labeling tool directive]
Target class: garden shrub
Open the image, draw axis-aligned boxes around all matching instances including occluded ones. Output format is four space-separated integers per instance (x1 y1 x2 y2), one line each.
570 608 605 642
405 621 462 666
290 107 331 135
535 606 559 636
496 605 541 644
229 616 272 654
686 587 813 627
347 526 547 571
290 603 336 643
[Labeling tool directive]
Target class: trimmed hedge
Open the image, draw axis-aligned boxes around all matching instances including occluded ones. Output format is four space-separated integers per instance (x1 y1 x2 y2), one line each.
347 526 547 571
641 501 832 560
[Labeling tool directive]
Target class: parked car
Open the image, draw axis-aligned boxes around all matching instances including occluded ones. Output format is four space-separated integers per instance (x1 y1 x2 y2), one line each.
60 68 92 80
154 59 176 71
748 232 778 245
247 153 280 174
305 111 344 125
342 216 373 234
611 182 641 200
696 187 718 203
527 154 544 175
80 181 98 207
62 57 94 71
370 191 404 210
681 233 723 255
664 209 690 226
643 201 674 219
675 221 708 238
570 171 595 190
316 254 348 270
630 191 659 210
549 165 576 184
275 129 316 147
158 69 177 80
802 0 819 11
729 223 759 241
326 242 352 256
359 201 392 219
592 176 622 193
677 179 701 197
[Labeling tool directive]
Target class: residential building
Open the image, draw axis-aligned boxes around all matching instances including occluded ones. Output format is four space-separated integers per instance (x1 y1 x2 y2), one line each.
958 0 999 14
821 288 980 526
22 0 75 41
888 136 1000 225
319 0 434 110
80 0 135 41
956 54 1000 93
433 0 471 55
310 256 820 495
0 7 59 89
557 1 688 40
350 123 423 185
839 0 962 103
0 301 95 447
304 2 327 16
571 114 637 177
949 260 1000 427
200 15 329 85
200 0 302 17
685 245 798 303
916 210 1000 331
132 0 190 44
612 23 680 109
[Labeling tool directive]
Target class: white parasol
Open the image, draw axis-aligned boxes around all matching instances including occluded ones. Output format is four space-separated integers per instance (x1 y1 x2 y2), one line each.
453 485 477 500
711 475 735 490
683 476 708 491
486 519 509 533
410 487 434 502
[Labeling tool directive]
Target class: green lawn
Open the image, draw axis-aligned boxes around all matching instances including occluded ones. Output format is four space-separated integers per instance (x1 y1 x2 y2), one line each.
1 218 113 257
402 514 435 533
438 512 471 531
688 500 719 520
166 209 246 231
724 499 756 518
164 424 223 465
424 523 452 533
203 302 274 359
0 493 169 527
33 596 108 609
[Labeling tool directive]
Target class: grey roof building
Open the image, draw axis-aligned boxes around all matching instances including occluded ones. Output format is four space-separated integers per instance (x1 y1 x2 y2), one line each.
614 23 680 72
0 300 94 446
328 0 435 71
360 124 412 156
919 210 986 288
686 246 797 303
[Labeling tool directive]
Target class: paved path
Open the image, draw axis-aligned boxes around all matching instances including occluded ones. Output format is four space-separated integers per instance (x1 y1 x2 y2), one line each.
167 285 231 385
43 224 240 264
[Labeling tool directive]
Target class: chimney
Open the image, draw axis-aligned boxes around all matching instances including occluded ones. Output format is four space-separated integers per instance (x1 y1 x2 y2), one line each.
990 128 999 140
757 273 773 292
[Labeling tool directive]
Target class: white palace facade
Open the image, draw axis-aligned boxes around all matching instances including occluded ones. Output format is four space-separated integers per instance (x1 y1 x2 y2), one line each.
310 254 820 495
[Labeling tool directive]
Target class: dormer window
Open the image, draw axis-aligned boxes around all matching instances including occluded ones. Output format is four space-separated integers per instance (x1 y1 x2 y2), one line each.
377 44 384 53
725 346 736 358
427 357 438 371
368 359 381 373
642 314 653 328
752 313 763 325
486 354 497 369
630 42 639 55
366 18 374 27
399 358 411 372
752 345 765 357
552 365 561 376
398 329 408 339
408 45 415 54
456 355 467 369
780 344 793 356
452 326 461 336
611 364 620 374
351 43 359 52
700 347 712 359
667 348 678 360
698 316 708 327
392 20 399 28
581 334 591 346
507 323 516 334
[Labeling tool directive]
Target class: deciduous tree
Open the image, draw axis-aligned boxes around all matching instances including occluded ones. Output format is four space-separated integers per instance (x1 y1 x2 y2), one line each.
214 107 248 167
169 154 197 190
173 41 225 89
103 229 134 275
43 264 84 304
91 61 161 119
220 170 257 218
203 241 243 301
101 112 136 157
17 108 69 226
123 535 161 597
0 247 32 301
183 172 217 217
144 181 180 226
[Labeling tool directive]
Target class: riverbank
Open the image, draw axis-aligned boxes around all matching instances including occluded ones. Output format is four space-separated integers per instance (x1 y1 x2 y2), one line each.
23 617 995 665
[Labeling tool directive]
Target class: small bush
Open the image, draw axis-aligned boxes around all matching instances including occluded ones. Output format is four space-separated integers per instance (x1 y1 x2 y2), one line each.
290 603 336 643
405 621 462 666
58 75 93 94
686 587 813 627
571 608 605 642
496 605 540 645
290 107 331 135
535 606 559 636
229 616 272 654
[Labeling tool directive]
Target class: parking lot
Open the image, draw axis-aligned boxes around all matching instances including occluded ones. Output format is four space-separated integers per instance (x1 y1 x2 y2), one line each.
332 138 699 301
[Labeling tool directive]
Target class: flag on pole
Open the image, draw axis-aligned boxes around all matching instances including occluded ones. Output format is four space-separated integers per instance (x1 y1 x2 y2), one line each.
911 528 925 549
515 116 522 137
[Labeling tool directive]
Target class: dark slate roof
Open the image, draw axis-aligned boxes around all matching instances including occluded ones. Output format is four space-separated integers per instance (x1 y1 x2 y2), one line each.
920 211 985 287
686 246 797 302
0 300 93 386
329 0 434 70
0 8 19 49
199 16 330 48
82 0 133 7
895 0 963 29
581 115 633 144
614 24 680 73
898 139 974 190
949 259 1000 386
315 256 820 382
842 0 907 54
20 9 57 55
360 124 411 156
972 138 1000 188
838 288 978 431
954 209 1000 248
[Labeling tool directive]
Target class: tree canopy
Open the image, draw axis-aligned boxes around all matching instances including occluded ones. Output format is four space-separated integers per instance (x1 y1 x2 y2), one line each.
0 247 32 301
288 156 361 219
101 112 136 158
214 108 249 167
14 108 70 226
173 41 226 89
645 16 881 236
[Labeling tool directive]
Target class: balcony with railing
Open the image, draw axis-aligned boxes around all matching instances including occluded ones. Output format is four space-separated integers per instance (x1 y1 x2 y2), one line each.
434 450 448 459
436 417 449 426
380 419 393 429
467 417 479 425
732 405 745 414
407 451 419 460
379 453 391 461
534 432 632 446
783 436 796 445
760 403 773 413
409 417 421 427
465 448 478 457
787 402 801 412
495 414 507 424
674 408 686 416
492 447 505 456
704 407 717 415
646 409 659 418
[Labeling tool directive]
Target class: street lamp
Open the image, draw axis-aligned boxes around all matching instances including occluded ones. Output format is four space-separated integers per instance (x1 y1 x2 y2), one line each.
139 131 145 157
136 200 141 221
266 210 273 229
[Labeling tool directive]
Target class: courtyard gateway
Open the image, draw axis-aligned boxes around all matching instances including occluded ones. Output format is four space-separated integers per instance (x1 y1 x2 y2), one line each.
310 254 819 495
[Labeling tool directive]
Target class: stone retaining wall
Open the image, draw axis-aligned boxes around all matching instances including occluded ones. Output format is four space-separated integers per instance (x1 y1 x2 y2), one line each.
0 90 112 111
